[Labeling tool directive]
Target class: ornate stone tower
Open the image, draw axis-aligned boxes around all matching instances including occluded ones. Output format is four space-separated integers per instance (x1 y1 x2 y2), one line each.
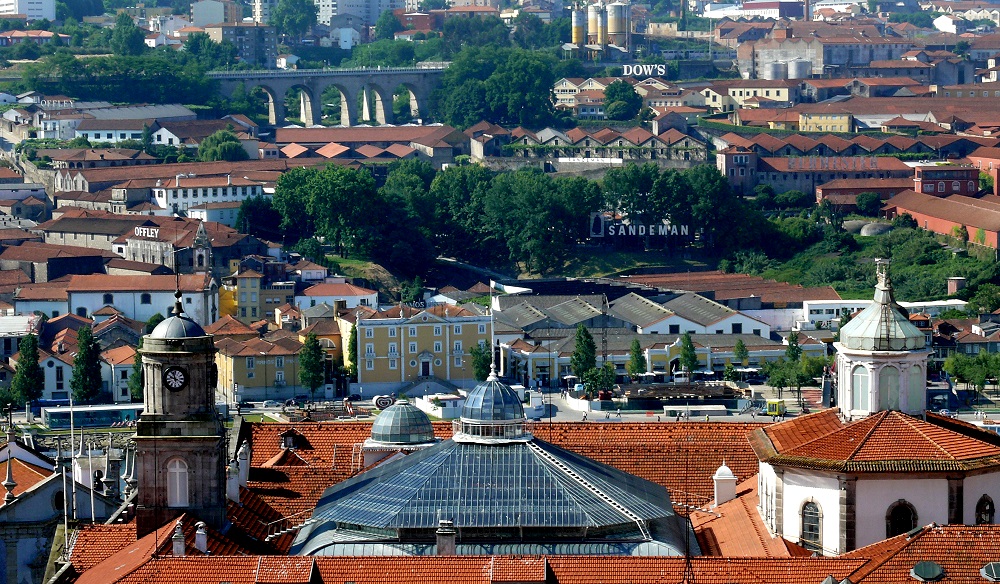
192 221 213 274
835 259 930 419
134 291 224 538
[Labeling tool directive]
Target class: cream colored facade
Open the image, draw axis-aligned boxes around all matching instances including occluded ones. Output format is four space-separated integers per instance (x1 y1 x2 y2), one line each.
356 309 491 392
228 271 296 325
215 339 303 403
799 112 853 133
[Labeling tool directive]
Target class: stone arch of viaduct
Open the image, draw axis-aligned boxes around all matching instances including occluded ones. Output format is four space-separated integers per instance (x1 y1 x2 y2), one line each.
207 67 446 127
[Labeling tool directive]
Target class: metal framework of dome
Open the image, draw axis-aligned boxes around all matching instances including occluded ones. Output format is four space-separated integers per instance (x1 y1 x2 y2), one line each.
290 371 694 558
838 259 924 351
368 399 435 445
453 367 531 443
149 290 207 339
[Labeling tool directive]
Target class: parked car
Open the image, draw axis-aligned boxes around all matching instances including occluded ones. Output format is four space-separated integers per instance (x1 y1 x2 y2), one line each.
346 394 363 401
262 400 281 408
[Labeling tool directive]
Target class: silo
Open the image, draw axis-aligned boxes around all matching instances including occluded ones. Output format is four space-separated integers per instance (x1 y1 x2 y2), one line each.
587 3 600 44
761 61 786 80
607 2 627 46
572 8 586 45
775 61 788 79
788 59 811 79
597 4 608 45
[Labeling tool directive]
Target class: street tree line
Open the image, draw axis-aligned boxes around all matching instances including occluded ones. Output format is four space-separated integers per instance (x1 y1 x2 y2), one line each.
244 160 766 278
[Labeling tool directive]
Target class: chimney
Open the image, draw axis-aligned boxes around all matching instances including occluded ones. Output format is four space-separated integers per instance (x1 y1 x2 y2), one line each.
171 522 185 556
237 441 250 488
712 462 738 507
227 174 231 186
435 519 456 555
194 522 208 553
947 277 967 295
226 459 240 504
176 174 182 187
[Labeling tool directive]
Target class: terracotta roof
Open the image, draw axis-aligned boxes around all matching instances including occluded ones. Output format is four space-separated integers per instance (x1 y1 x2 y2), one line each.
0 457 51 498
843 524 1000 582
620 271 842 304
66 274 211 293
15 281 69 301
750 409 1000 472
691 477 805 557
69 522 138 572
205 314 258 336
101 345 135 366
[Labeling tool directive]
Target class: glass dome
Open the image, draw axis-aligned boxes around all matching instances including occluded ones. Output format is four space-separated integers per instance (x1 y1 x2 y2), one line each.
370 399 435 445
461 370 525 422
839 259 924 351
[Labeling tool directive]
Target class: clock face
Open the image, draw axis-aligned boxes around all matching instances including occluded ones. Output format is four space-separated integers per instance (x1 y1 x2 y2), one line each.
163 366 188 391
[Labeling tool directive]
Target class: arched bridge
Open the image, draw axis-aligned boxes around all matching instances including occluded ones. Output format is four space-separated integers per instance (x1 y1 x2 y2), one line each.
207 65 447 127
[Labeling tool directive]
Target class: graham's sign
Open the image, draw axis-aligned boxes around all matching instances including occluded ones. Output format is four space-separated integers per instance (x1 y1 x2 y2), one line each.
590 213 689 238
622 64 667 77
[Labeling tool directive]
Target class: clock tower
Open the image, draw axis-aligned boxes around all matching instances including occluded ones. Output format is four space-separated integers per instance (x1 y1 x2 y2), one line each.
134 291 224 538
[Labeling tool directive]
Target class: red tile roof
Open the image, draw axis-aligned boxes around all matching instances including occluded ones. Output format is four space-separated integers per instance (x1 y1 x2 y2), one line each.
69 522 138 572
691 477 806 557
301 282 376 297
750 409 1000 472
0 457 51 498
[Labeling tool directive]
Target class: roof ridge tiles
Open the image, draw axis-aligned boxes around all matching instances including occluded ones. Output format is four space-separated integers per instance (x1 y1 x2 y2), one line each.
897 412 955 460
842 410 891 462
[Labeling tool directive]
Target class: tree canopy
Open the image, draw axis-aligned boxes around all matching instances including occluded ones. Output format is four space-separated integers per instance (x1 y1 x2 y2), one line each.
374 10 403 40
71 326 103 403
111 12 144 56
270 0 318 40
679 333 698 373
604 80 643 120
570 324 597 378
298 333 326 399
626 339 646 379
11 334 43 406
198 129 250 162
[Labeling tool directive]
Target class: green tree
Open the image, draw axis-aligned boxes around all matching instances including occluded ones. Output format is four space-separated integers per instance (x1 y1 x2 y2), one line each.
980 171 994 193
733 338 749 365
855 191 882 216
603 80 643 120
968 283 1000 314
70 327 103 404
237 195 282 241
347 324 358 380
128 337 144 401
10 333 43 406
270 0 317 40
679 333 699 374
763 358 790 399
374 9 403 40
198 129 250 162
582 363 616 396
110 12 144 56
469 342 491 381
570 324 597 378
145 312 164 334
785 332 802 362
298 332 326 401
626 338 646 379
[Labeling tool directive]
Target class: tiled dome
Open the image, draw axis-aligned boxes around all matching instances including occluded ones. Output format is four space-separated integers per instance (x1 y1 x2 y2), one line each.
370 399 435 445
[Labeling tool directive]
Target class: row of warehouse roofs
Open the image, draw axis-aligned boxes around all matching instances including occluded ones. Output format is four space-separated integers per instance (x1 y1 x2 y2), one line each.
716 130 1000 158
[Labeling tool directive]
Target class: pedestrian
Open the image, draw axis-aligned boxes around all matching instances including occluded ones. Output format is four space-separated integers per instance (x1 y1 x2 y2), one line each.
583 412 588 421
751 410 756 420
616 408 621 418
606 411 610 419
657 416 661 422
705 415 710 422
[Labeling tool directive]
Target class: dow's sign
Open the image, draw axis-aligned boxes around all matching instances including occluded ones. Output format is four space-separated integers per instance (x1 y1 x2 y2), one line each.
622 64 667 77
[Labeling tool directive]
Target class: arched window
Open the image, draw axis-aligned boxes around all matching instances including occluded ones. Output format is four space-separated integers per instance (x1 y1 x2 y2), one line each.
886 500 917 537
197 253 205 267
166 458 189 508
102 293 113 305
852 366 869 411
879 366 900 410
801 501 822 553
978 495 995 525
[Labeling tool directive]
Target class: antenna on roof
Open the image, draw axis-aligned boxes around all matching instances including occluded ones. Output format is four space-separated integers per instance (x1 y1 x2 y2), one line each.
489 282 496 371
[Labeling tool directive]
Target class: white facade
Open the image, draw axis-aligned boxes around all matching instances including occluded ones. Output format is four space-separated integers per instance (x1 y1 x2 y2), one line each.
187 202 243 228
295 290 377 309
151 179 263 214
0 0 55 21
642 313 770 338
836 348 928 418
14 298 67 319
67 289 217 325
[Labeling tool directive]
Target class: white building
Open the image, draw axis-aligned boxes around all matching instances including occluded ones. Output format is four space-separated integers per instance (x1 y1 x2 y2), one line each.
0 0 55 21
749 260 1000 557
187 201 243 228
610 292 772 337
150 175 264 214
295 280 377 309
65 273 219 325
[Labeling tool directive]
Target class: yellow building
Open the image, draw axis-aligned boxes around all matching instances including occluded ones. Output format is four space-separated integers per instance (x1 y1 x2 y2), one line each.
355 305 491 392
215 336 304 404
799 112 853 133
224 270 296 325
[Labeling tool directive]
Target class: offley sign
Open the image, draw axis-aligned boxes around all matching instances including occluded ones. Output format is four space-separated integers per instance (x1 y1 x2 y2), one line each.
589 213 689 238
622 64 667 77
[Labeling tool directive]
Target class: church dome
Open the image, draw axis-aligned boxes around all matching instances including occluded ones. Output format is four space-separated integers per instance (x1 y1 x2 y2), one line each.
370 399 435 445
461 370 525 421
149 291 207 339
839 259 924 351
